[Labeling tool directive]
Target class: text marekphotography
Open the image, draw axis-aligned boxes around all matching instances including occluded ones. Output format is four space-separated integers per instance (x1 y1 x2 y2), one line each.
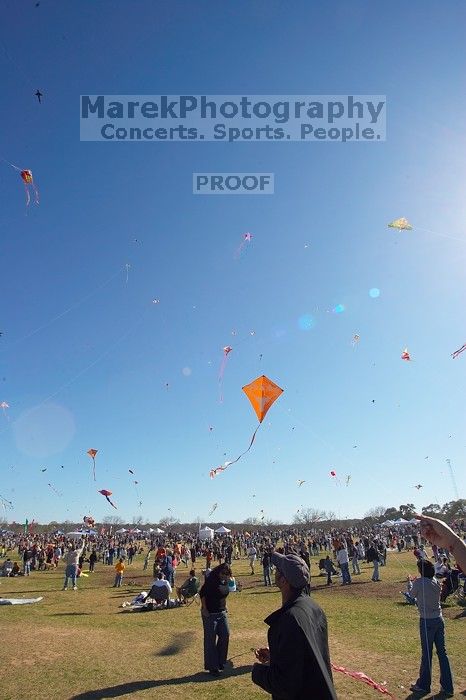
193 174 274 195
80 95 386 142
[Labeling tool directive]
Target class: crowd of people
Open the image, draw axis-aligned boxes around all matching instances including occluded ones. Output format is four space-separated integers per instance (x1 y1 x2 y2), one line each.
1 515 465 698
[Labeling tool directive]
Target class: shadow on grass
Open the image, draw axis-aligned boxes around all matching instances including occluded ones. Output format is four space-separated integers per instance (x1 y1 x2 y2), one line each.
155 631 195 656
311 580 373 591
70 665 253 699
48 612 93 616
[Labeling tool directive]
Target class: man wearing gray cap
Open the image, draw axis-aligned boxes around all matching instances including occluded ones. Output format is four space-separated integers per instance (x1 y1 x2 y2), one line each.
252 551 337 699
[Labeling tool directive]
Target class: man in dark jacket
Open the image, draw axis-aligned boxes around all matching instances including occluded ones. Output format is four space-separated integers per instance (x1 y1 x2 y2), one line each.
252 552 337 699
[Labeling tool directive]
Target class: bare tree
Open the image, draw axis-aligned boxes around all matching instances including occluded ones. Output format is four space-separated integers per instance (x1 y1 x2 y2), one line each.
363 506 386 520
103 515 124 525
293 508 326 527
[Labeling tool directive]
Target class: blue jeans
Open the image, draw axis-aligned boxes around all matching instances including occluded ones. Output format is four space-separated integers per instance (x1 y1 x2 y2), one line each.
341 562 351 584
202 611 230 671
114 573 123 587
263 566 271 586
372 560 380 581
417 617 453 693
23 561 31 576
63 564 77 588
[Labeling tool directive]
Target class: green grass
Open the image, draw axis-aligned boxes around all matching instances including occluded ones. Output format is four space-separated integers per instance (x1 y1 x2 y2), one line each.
0 551 464 699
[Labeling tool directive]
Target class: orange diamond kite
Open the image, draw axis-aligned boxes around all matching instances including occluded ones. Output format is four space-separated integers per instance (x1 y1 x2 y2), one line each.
242 375 283 423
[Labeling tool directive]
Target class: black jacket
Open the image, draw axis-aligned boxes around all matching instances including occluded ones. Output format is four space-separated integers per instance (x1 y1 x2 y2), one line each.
252 592 337 700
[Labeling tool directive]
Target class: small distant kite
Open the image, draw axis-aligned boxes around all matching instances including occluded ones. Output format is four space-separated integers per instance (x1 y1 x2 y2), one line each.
451 343 466 359
0 493 13 509
330 470 337 477
210 374 283 478
345 475 351 487
152 299 160 304
388 217 412 231
83 515 95 527
297 480 306 487
35 89 43 103
1 160 39 207
208 503 218 516
235 232 253 257
414 484 423 490
218 345 233 402
48 483 61 496
98 489 117 509
87 449 98 481
401 348 411 361
20 170 39 207
352 334 360 346
0 401 9 417
128 469 134 475
40 468 47 473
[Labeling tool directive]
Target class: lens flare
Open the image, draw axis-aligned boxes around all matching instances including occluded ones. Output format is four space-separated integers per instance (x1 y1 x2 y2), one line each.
298 314 316 331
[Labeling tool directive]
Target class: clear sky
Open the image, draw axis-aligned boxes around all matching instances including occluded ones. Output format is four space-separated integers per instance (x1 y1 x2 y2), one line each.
0 0 465 525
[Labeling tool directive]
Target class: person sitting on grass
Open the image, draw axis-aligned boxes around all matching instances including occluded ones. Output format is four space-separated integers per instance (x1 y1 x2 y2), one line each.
149 571 172 608
176 569 199 603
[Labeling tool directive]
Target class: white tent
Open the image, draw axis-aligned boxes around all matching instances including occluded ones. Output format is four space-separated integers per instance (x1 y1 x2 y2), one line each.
382 520 394 526
393 518 409 526
215 525 231 534
115 528 127 534
199 526 214 541
66 531 86 538
154 527 165 534
408 518 420 524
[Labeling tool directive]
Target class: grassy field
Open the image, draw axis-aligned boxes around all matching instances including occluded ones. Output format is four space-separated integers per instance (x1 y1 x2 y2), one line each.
0 550 464 700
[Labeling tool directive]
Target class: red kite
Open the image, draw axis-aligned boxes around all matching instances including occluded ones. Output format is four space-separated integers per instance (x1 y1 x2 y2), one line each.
98 489 117 509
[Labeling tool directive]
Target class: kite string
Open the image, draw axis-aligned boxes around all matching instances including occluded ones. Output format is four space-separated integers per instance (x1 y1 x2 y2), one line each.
0 155 22 171
0 306 151 439
0 265 126 353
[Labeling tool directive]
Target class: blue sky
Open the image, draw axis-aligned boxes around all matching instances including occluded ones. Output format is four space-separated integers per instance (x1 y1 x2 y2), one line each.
0 0 465 525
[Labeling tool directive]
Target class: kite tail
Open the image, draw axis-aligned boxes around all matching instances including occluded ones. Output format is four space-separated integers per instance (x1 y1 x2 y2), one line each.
32 183 39 205
234 240 245 258
92 458 96 482
218 355 231 403
106 496 117 509
209 424 261 478
24 185 30 207
331 664 397 699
